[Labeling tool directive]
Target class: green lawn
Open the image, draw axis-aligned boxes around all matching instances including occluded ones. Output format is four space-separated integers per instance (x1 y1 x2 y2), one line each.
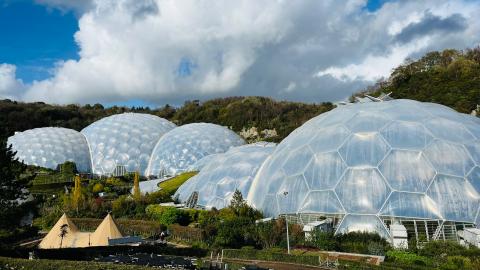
158 171 197 195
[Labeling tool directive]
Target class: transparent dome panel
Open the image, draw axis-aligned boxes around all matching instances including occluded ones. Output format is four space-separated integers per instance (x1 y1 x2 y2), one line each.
174 143 274 209
147 123 245 177
339 133 390 167
336 214 390 239
335 168 390 214
303 151 346 190
82 113 175 175
379 150 435 192
380 121 432 149
276 174 309 214
345 112 389 133
424 140 475 177
309 125 350 153
424 118 475 143
298 191 345 214
467 166 480 193
379 192 442 219
465 141 480 165
8 127 92 172
427 174 480 222
247 99 480 226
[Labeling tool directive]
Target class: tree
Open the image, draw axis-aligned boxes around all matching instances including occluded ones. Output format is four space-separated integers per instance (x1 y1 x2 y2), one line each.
230 189 247 211
133 171 141 201
0 140 30 230
59 224 69 248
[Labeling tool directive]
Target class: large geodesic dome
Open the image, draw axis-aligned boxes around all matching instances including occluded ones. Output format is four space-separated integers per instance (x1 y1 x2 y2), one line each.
7 127 92 172
175 142 276 209
147 123 245 177
82 113 176 176
247 99 480 237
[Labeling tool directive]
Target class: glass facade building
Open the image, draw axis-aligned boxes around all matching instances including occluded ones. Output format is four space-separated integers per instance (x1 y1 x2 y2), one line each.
7 127 92 172
147 123 245 177
175 142 275 209
247 99 480 237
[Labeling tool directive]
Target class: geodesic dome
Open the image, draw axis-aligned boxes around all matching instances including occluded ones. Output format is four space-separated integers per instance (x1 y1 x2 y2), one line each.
81 113 176 176
247 99 480 236
175 142 276 209
147 123 245 177
7 127 92 172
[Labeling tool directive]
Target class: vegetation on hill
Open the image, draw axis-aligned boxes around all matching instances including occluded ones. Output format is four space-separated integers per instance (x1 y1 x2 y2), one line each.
0 96 334 143
354 47 480 114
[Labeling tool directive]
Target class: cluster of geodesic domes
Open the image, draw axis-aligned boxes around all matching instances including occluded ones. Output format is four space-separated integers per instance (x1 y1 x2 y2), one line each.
8 99 480 236
8 113 245 176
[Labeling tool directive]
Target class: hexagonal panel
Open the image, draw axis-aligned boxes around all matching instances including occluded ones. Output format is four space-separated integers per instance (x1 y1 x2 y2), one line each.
379 192 442 219
339 133 390 167
424 118 475 142
276 174 309 214
424 140 475 177
335 168 390 214
467 166 480 193
345 111 390 133
215 177 238 197
427 174 480 222
465 141 480 165
259 194 279 218
379 150 435 192
304 152 347 190
298 190 345 214
282 146 314 176
461 115 480 140
335 214 390 239
309 125 351 153
380 121 432 149
381 100 431 121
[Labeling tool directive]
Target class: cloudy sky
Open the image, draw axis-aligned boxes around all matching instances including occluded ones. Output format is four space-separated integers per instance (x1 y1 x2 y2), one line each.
0 0 479 106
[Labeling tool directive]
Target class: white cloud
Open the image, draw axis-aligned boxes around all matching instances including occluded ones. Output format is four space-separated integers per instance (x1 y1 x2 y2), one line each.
315 37 430 82
0 64 25 100
1 0 479 104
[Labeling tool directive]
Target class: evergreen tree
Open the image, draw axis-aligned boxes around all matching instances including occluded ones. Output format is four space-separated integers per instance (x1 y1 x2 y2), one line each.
0 140 29 230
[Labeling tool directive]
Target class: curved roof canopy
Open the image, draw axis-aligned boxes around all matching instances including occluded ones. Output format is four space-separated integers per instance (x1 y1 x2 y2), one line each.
175 142 275 209
82 113 176 175
8 127 92 172
147 123 245 177
247 99 480 236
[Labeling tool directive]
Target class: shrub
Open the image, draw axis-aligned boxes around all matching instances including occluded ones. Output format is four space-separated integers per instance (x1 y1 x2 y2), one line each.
145 205 190 225
386 250 432 266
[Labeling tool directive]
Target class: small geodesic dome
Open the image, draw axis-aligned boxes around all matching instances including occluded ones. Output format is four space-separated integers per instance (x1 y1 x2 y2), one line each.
147 123 245 178
247 99 480 237
7 127 92 172
175 142 276 209
81 113 176 176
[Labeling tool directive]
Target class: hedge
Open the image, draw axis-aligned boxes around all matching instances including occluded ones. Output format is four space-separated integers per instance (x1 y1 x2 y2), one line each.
0 256 154 270
223 249 321 266
71 218 163 237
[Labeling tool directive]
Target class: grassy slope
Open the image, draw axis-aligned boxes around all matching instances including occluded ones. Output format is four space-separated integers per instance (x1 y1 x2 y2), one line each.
158 171 198 195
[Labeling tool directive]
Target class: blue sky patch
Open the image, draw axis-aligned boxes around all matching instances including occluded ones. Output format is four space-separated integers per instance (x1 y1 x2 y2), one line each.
0 1 79 82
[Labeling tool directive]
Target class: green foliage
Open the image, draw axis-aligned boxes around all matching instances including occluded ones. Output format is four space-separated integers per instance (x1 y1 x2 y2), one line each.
172 96 334 142
0 97 333 144
111 195 147 219
386 250 432 267
357 47 480 114
145 205 190 225
307 230 336 251
0 140 31 231
158 171 197 195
